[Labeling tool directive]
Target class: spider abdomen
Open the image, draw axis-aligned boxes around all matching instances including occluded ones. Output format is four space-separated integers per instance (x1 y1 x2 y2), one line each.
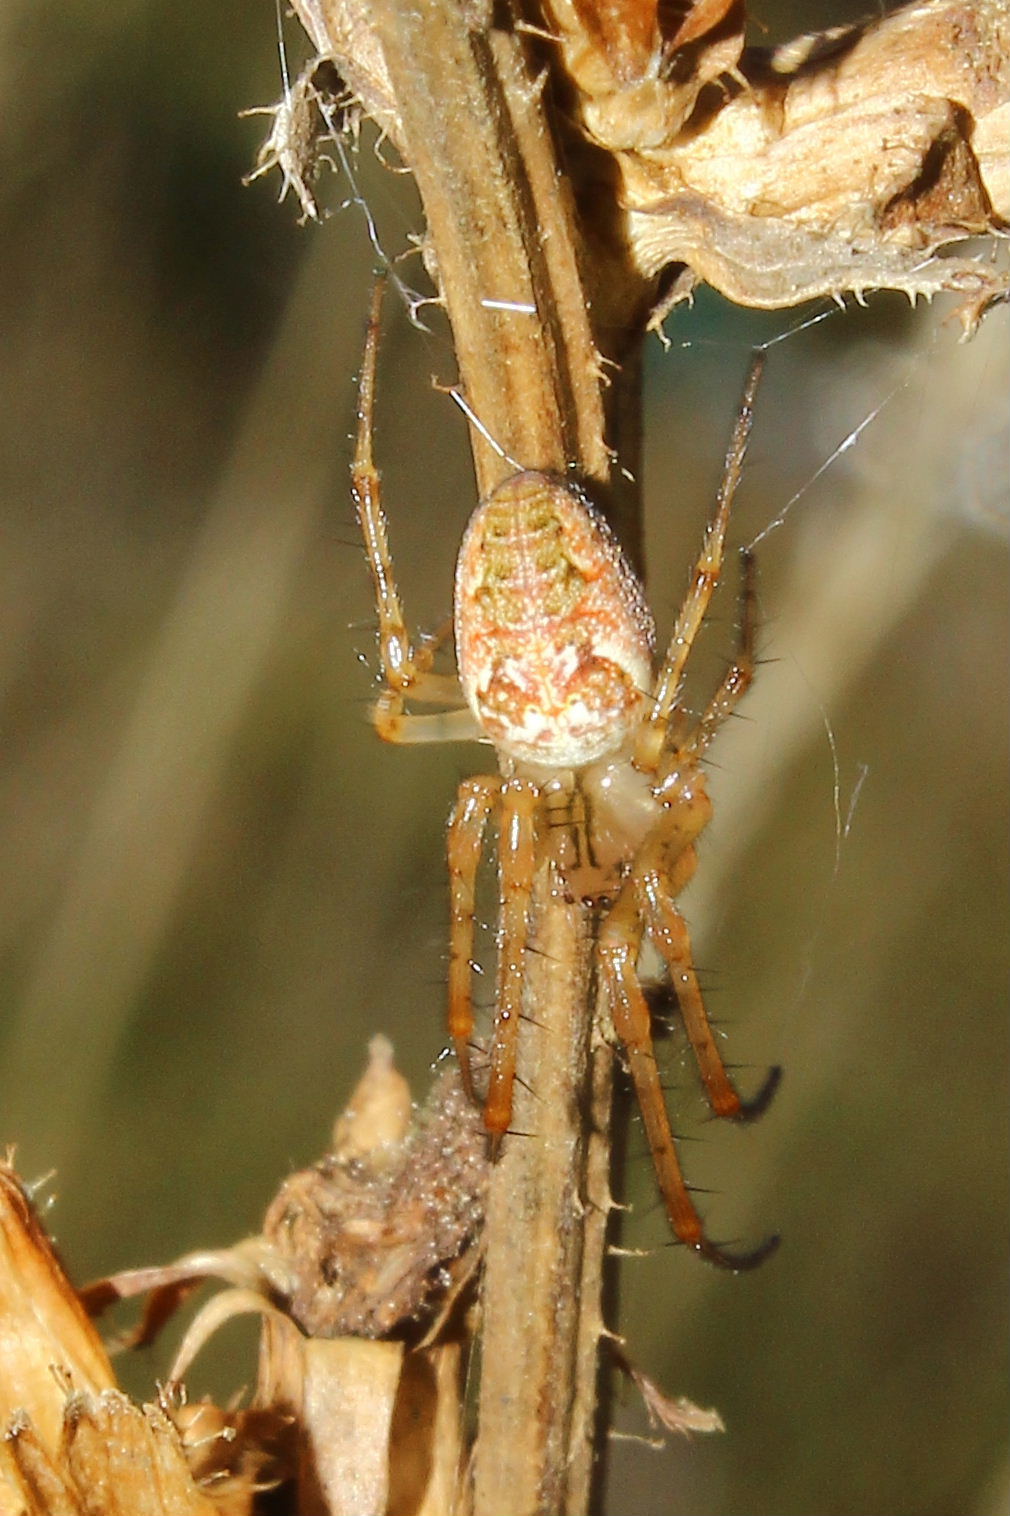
455 471 655 768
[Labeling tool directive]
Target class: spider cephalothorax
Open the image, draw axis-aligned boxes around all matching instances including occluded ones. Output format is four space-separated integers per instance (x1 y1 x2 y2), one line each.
351 284 779 1270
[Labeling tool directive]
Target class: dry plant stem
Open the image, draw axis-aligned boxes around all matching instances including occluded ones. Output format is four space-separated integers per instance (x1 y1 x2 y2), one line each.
354 3 626 1512
365 0 609 494
475 890 604 1516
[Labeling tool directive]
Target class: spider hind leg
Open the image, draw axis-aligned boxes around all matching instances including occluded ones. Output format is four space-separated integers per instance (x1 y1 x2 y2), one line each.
600 890 777 1271
638 836 780 1127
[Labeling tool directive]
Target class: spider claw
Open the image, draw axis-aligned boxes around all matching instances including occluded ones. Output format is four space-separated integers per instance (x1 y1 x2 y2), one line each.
733 1063 782 1123
693 1230 780 1272
510 1070 541 1102
454 1040 480 1107
487 1128 534 1158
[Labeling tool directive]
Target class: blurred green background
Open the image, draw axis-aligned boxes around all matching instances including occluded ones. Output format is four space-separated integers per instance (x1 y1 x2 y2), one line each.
0 3 1006 1514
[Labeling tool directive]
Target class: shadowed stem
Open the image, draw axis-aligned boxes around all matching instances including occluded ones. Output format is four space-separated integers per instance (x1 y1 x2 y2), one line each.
305 0 645 1507
357 3 637 1512
476 884 611 1515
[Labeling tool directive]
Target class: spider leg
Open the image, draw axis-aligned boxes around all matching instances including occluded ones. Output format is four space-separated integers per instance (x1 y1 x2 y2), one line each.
638 549 779 1117
636 354 764 773
372 692 478 745
447 776 501 1103
599 882 777 1270
484 778 539 1145
683 547 757 764
637 528 779 1125
351 279 476 745
640 840 781 1123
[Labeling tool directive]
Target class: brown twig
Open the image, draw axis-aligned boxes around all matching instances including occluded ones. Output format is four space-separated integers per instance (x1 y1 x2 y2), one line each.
305 4 634 1510
356 9 624 1512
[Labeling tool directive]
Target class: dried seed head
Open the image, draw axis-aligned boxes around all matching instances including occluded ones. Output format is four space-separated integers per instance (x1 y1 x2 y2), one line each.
454 472 655 768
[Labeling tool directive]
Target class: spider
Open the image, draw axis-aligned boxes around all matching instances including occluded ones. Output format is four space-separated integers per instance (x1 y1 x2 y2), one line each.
350 283 780 1270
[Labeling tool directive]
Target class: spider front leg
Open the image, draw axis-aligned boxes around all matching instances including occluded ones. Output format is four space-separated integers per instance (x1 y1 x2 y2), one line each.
635 352 764 774
644 547 781 1123
351 280 476 745
681 546 758 765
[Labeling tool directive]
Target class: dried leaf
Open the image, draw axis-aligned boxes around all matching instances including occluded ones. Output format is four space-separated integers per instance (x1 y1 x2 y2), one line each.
62 1392 222 1516
0 1165 267 1513
290 0 403 151
286 0 1005 322
1 1393 232 1516
609 1342 726 1443
331 1035 412 1162
1 1414 82 1516
260 1326 404 1516
0 1164 114 1458
617 0 1009 312
81 1045 485 1515
255 1324 468 1516
81 1239 280 1351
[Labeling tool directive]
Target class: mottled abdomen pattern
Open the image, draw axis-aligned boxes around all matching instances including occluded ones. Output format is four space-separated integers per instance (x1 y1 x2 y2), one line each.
454 472 655 768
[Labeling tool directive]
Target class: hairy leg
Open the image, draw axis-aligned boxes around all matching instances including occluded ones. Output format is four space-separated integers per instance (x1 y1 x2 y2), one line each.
599 871 777 1269
447 776 501 1100
636 355 764 773
483 778 539 1142
351 280 474 743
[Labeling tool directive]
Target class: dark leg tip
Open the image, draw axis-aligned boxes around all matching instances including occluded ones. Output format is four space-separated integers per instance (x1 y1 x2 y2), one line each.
695 1230 780 1272
734 1063 782 1123
454 1039 481 1109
